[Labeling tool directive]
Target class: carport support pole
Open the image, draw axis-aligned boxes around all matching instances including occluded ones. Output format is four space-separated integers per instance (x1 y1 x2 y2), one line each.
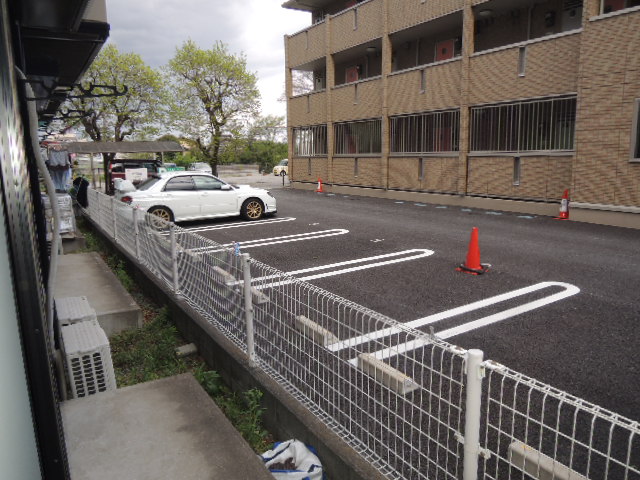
133 207 140 258
170 225 179 294
242 253 256 365
463 349 484 480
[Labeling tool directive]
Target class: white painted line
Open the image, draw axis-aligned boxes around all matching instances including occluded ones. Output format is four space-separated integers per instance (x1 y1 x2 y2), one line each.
187 229 349 254
329 282 580 353
181 217 296 233
248 249 435 289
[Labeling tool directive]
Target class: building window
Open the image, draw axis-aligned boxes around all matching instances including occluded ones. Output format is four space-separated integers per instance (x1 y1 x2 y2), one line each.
632 99 640 161
292 125 328 157
470 95 576 153
390 109 460 154
334 119 382 155
602 0 640 14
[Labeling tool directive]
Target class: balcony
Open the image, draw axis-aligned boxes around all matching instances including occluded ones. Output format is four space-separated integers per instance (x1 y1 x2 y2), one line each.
389 0 464 33
286 21 327 68
469 31 581 104
288 90 328 126
390 12 463 72
331 77 382 122
473 0 583 53
330 0 383 53
388 59 462 115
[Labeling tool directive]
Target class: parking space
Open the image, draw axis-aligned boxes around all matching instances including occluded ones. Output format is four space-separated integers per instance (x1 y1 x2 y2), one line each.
180 188 640 421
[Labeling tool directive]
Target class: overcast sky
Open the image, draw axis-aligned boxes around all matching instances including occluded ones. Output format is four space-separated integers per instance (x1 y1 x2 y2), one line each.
105 0 310 119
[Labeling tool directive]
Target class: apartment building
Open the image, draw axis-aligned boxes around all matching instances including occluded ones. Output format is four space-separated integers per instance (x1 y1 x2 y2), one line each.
282 0 640 222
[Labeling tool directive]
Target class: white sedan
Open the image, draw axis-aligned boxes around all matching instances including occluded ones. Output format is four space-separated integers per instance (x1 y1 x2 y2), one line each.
117 171 277 223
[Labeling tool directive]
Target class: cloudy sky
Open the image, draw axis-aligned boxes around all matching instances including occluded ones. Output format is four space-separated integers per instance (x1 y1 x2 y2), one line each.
105 0 310 118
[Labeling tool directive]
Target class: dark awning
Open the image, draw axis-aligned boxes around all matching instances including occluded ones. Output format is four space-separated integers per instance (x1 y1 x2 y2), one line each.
65 141 184 154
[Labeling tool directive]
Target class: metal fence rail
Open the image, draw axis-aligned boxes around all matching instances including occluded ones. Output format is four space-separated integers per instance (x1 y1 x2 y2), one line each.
84 190 640 480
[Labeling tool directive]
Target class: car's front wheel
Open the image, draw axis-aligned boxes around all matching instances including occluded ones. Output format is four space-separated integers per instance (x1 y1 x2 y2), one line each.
241 198 264 220
147 206 174 229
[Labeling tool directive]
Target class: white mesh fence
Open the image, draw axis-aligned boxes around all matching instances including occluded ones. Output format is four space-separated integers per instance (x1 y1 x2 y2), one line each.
84 190 640 480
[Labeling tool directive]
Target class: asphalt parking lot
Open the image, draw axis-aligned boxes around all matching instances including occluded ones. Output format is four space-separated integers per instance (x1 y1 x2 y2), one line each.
180 182 640 422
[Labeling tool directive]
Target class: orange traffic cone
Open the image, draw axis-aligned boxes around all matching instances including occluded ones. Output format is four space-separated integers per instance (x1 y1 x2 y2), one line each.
316 178 324 193
556 189 570 220
456 227 490 275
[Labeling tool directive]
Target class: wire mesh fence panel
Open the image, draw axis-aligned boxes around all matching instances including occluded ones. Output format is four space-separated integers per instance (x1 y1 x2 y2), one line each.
480 363 640 480
171 228 248 350
247 257 468 480
83 190 639 480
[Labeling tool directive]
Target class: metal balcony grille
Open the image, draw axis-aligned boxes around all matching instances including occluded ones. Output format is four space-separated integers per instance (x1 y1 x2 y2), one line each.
470 95 576 153
293 125 328 157
390 109 460 154
334 118 382 155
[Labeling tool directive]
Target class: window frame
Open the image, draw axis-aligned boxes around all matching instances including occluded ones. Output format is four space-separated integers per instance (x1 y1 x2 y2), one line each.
292 124 328 157
334 118 382 156
390 109 460 155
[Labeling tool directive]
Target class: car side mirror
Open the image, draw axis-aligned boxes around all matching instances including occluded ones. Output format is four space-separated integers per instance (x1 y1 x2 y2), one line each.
221 184 231 191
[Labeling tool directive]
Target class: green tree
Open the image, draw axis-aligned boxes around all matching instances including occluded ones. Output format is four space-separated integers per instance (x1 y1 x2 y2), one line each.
62 44 165 191
165 40 260 175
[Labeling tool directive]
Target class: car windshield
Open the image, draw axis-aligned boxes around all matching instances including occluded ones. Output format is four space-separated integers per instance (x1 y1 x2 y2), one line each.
278 159 288 166
137 176 162 191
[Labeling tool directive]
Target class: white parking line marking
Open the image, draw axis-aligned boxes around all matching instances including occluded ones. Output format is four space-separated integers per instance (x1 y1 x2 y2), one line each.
329 282 580 354
181 217 296 233
247 249 435 289
187 229 349 253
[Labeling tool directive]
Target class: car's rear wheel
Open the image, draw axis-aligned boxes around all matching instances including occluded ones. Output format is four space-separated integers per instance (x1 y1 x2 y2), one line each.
147 206 174 229
241 198 264 220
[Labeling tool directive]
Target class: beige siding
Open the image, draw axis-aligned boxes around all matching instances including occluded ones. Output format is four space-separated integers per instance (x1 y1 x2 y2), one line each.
332 78 383 122
467 156 572 200
388 157 460 192
288 92 328 126
290 157 329 182
388 60 462 114
389 0 464 33
469 33 580 104
574 14 640 206
287 23 327 68
331 0 383 53
332 157 385 187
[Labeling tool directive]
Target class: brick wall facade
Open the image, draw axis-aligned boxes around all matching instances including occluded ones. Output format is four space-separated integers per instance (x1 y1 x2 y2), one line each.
284 0 640 209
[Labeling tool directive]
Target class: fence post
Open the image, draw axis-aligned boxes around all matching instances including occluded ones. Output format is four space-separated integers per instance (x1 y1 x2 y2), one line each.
242 253 256 365
133 207 140 259
463 349 484 480
170 225 179 294
110 196 118 242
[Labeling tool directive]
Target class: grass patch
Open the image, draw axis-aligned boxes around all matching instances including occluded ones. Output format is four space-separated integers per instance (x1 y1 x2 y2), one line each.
76 217 271 452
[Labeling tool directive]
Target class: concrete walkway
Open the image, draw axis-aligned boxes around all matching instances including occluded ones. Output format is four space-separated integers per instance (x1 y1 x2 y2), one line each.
61 374 273 480
55 252 142 336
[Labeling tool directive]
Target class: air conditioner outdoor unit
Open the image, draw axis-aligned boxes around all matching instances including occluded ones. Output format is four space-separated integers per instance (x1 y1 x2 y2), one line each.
61 320 117 398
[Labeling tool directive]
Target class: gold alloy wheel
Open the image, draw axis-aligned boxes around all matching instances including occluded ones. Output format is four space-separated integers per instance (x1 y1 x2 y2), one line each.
149 207 172 229
245 200 263 220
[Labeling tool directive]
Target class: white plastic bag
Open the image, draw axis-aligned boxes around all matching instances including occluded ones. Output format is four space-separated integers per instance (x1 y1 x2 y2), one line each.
260 439 323 480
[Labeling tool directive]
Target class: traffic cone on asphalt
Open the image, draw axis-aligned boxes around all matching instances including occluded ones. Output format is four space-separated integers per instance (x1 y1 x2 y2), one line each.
456 227 490 275
556 189 570 220
316 178 324 193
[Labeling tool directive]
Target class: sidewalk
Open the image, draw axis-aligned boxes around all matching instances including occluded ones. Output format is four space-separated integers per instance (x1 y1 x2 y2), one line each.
57 252 273 480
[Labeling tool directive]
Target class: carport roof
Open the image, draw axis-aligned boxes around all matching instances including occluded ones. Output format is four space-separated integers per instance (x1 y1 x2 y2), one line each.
64 141 184 154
